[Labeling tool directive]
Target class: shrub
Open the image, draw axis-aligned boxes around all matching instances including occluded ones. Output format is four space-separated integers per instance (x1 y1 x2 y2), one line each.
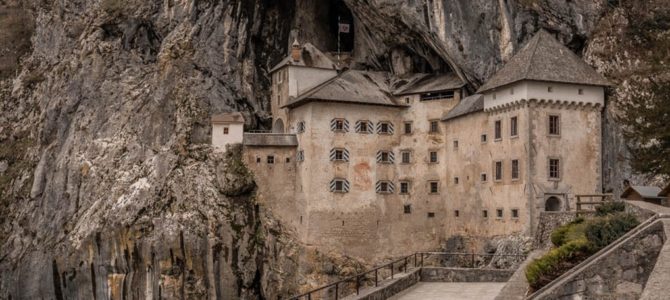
551 217 585 247
585 213 639 250
595 201 626 217
526 237 591 289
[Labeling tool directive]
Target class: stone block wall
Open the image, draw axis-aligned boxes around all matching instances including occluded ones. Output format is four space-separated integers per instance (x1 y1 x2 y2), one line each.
535 220 665 300
350 269 420 300
420 267 514 283
532 212 585 249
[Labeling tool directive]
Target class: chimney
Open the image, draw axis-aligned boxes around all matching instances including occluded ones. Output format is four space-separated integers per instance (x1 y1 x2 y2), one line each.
291 39 302 62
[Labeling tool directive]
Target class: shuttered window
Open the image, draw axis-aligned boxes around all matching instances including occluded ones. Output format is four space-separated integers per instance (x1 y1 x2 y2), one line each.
355 120 373 133
375 181 395 194
377 121 394 135
330 148 350 162
330 179 350 193
296 121 305 133
296 150 304 162
376 150 395 164
331 118 350 132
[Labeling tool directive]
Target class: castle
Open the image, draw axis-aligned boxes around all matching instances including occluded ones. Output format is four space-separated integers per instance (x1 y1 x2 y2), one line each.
211 30 610 259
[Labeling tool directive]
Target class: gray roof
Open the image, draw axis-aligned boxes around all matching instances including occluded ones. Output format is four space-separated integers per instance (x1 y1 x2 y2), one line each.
441 94 484 121
282 70 407 109
243 133 298 147
621 186 664 199
477 30 611 93
269 43 337 73
211 112 245 124
395 73 466 95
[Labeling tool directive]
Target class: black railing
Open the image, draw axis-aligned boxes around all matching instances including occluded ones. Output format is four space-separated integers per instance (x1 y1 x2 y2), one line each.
288 251 526 300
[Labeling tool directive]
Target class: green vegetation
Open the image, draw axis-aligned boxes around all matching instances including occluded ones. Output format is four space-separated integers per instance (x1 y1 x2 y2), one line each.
594 201 626 217
527 209 639 290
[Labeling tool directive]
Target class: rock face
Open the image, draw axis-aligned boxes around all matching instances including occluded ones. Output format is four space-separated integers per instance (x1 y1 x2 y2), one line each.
0 0 666 299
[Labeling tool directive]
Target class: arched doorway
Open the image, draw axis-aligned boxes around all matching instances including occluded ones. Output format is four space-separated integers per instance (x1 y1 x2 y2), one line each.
273 119 285 133
545 196 561 212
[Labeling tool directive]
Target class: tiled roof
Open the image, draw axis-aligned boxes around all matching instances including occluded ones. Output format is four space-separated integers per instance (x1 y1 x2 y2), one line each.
621 185 664 199
211 112 245 124
395 73 466 95
441 94 484 121
477 30 611 93
243 133 298 147
282 70 407 109
269 43 337 73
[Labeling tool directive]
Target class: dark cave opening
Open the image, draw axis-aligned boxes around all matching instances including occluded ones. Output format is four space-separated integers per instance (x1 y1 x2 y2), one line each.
326 0 355 53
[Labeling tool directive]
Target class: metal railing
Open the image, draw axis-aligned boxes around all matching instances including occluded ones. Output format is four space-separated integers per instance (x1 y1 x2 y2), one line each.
288 251 526 300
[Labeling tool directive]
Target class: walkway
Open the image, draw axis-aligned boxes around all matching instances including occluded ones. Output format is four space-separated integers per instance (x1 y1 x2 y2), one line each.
389 282 506 300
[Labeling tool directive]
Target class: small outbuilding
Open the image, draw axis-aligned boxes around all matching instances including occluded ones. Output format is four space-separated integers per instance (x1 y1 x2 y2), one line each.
211 112 245 152
621 185 665 205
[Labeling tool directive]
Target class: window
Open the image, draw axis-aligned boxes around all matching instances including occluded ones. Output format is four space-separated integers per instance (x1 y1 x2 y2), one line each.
223 127 229 135
256 157 261 163
427 212 435 218
511 209 519 219
494 120 502 140
355 120 373 133
482 210 488 218
429 120 439 133
405 97 411 104
548 86 553 92
454 210 460 217
512 159 520 180
578 88 584 95
420 90 454 101
400 181 411 194
377 121 394 134
429 181 439 194
377 150 395 164
331 118 348 132
481 134 487 143
296 150 304 162
454 177 459 184
296 121 305 133
481 173 487 182
330 148 350 162
496 209 504 219
510 117 518 137
510 88 514 95
277 94 281 105
376 181 395 194
267 156 275 164
404 204 412 214
453 140 459 150
492 93 497 100
549 115 560 136
404 122 413 134
429 151 438 163
285 157 291 163
330 179 350 193
494 161 503 181
549 158 560 180
401 151 412 164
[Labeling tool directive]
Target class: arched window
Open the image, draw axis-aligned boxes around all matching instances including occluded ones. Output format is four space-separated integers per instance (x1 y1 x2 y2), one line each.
545 196 561 211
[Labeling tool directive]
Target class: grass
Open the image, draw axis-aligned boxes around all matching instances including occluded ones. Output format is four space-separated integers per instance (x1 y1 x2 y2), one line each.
526 205 639 290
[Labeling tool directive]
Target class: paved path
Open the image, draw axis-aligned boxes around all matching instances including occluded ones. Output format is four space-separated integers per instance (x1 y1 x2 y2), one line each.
389 282 506 300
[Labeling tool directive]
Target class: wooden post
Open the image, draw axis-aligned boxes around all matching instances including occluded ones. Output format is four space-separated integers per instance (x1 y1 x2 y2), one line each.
334 283 339 300
375 269 378 287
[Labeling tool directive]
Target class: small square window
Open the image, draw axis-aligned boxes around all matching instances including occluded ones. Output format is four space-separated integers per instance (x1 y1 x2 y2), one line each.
285 157 291 163
378 122 393 134
453 140 459 150
256 157 261 163
401 151 411 164
334 119 344 131
496 209 504 219
481 134 487 143
267 156 275 164
548 86 553 92
511 209 519 219
400 181 410 194
429 151 438 163
427 212 435 218
578 88 584 95
454 210 460 217
405 97 411 104
404 122 413 134
334 150 344 160
404 204 412 214
429 181 439 194
481 173 487 182
335 181 344 191
429 120 440 133
482 210 488 218
223 127 229 135
454 177 459 184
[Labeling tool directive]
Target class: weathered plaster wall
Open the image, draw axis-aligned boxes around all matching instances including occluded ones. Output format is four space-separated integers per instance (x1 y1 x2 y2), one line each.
484 81 604 110
212 123 244 151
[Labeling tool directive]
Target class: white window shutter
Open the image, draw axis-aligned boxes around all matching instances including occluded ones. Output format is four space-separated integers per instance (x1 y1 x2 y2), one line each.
343 120 350 132
330 179 337 192
376 151 382 163
375 181 381 193
388 151 395 163
330 119 337 131
329 149 336 161
389 182 395 193
388 123 394 134
297 150 304 162
355 121 362 133
343 180 350 192
376 122 382 133
343 149 350 161
367 122 374 133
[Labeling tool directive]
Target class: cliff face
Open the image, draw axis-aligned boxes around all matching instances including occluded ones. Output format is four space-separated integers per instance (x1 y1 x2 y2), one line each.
0 0 665 299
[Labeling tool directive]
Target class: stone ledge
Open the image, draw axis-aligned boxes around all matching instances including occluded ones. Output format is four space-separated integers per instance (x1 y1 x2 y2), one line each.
420 267 515 283
342 268 420 300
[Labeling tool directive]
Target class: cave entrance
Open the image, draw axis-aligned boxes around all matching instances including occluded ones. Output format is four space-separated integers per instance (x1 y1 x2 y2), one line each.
327 0 354 53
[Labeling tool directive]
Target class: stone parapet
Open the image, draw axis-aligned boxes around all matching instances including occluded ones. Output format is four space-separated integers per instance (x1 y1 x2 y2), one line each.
420 267 514 283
